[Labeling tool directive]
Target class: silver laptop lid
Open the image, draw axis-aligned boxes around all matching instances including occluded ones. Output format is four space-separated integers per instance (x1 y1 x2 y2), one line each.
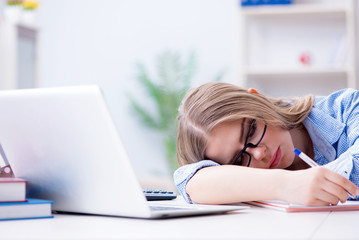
0 85 151 218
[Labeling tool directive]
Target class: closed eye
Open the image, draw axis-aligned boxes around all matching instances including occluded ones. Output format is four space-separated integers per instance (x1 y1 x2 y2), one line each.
231 119 253 164
248 121 257 139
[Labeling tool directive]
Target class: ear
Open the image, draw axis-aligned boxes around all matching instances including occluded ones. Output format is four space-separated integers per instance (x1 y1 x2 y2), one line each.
248 88 259 94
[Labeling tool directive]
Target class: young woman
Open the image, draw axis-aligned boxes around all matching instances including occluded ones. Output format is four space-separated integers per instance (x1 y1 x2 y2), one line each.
174 82 359 206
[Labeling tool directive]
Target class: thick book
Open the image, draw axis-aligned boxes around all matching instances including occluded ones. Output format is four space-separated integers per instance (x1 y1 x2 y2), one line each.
0 177 26 202
247 200 359 212
0 198 54 221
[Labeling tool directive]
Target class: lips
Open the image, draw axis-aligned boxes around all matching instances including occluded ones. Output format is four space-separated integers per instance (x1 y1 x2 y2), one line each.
269 147 281 168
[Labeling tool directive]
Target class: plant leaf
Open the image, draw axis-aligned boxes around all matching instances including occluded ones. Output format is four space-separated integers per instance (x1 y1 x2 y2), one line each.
128 95 160 129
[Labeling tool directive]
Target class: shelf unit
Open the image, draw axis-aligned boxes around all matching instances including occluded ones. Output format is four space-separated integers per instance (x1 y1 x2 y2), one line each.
238 0 358 97
0 8 38 90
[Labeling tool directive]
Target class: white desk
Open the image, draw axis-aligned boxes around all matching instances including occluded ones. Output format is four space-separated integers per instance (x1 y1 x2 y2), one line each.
312 211 359 240
1 198 357 240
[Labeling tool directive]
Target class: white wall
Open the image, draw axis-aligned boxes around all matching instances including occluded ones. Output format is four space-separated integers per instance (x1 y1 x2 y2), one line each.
37 0 239 176
0 1 3 17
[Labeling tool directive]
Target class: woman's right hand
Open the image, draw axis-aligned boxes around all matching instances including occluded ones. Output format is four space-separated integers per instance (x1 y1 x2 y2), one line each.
281 166 359 206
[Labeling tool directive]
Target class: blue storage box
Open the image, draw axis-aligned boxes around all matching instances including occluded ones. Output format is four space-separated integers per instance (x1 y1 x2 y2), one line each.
241 0 293 6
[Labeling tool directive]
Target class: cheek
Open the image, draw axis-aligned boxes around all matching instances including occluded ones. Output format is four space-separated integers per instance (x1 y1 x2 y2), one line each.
264 127 291 147
280 133 295 167
283 132 294 147
272 127 293 147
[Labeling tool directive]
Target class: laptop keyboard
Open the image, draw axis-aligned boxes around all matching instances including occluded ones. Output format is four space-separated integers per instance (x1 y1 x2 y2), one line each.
149 205 192 211
143 190 177 201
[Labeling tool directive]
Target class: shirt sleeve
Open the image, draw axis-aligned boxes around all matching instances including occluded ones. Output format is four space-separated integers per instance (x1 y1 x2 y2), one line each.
323 89 359 198
324 148 359 199
324 150 352 180
173 160 219 203
339 90 359 188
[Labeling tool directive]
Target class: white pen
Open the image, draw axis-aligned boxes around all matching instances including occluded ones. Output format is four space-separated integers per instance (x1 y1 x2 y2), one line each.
294 148 318 167
294 148 357 200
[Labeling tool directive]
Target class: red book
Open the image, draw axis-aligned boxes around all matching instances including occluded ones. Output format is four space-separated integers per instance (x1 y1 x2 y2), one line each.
0 177 26 202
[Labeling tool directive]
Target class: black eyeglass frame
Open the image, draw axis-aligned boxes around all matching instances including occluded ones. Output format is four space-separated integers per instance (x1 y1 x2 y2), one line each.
232 119 267 167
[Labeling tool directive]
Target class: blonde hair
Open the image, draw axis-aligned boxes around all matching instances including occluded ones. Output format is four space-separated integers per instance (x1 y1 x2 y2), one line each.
176 82 314 166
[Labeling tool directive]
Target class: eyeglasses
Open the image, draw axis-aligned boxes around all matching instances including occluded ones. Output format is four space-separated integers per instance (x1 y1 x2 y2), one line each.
232 119 267 167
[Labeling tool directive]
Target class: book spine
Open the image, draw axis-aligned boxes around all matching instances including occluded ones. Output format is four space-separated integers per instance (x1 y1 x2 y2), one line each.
0 215 54 221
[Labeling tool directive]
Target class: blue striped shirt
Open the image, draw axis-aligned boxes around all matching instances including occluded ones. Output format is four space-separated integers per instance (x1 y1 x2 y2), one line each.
174 88 359 203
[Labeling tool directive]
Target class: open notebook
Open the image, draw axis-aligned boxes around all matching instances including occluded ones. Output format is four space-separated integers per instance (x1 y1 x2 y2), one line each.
247 200 359 212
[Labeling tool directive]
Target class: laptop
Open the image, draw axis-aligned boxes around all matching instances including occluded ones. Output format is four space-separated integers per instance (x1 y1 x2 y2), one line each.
0 85 247 218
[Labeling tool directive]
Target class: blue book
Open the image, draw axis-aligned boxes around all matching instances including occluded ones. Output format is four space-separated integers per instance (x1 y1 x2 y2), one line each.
241 0 292 6
0 198 54 221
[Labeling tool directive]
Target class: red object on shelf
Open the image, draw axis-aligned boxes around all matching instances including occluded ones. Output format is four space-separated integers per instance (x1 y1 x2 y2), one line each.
299 52 312 66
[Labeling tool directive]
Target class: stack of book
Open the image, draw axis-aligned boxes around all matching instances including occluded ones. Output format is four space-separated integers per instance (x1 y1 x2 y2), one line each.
0 177 53 221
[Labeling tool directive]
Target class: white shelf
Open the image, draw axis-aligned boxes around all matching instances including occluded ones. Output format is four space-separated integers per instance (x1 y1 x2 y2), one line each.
241 4 349 17
243 66 349 77
238 0 357 96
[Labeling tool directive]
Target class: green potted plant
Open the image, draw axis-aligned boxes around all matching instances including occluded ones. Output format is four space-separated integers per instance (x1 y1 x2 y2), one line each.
129 50 222 173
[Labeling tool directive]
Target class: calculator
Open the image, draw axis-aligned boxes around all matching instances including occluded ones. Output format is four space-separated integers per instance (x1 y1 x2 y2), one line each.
143 190 177 201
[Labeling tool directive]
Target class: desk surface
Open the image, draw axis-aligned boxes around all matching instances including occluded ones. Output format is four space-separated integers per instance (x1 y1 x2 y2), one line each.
1 198 358 240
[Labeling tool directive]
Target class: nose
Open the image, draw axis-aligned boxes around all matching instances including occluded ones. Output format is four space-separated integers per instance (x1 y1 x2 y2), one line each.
246 145 266 162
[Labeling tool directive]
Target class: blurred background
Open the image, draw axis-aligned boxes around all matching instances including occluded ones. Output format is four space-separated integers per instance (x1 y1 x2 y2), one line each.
0 0 358 190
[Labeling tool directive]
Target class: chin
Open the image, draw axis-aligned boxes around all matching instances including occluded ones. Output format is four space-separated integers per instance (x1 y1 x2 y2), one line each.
281 158 293 169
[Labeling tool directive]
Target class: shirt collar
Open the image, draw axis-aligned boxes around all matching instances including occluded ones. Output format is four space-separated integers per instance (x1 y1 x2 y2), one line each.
302 107 345 161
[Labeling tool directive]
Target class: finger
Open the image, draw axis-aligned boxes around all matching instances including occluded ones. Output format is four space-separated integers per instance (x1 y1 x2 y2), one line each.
305 196 335 206
315 188 340 206
320 180 348 204
323 168 359 197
